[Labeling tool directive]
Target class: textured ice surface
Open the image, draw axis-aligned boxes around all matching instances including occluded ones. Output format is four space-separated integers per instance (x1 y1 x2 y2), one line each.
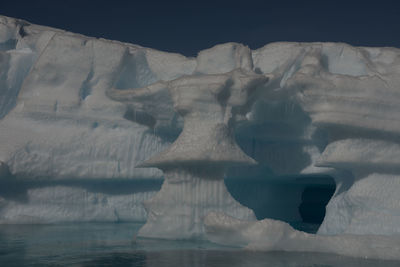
127 51 266 238
204 212 400 261
0 178 161 223
138 169 255 239
0 185 156 224
1 14 400 257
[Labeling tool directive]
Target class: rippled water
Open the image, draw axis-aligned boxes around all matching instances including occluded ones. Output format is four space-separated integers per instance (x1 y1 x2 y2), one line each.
0 223 399 267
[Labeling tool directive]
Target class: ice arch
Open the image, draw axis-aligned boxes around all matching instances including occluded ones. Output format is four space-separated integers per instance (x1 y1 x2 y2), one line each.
108 59 269 238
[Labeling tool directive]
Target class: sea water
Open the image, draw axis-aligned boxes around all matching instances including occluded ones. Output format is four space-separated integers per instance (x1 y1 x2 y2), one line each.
0 223 399 267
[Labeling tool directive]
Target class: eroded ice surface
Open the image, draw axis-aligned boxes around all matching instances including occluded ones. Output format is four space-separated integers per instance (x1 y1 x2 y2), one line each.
204 212 400 261
1 15 400 259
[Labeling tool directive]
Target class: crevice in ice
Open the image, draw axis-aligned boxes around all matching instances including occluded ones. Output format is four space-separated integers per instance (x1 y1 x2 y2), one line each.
79 64 94 100
279 49 307 87
18 25 27 38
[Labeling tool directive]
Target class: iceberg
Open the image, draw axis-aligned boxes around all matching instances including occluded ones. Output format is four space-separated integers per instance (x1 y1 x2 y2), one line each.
1 15 400 259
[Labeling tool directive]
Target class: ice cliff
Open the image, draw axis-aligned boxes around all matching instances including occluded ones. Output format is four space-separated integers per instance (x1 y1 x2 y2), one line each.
1 15 400 259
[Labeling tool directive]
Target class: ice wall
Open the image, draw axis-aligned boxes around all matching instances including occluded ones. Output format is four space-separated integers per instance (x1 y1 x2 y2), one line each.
1 15 400 243
0 184 156 223
249 43 400 236
0 15 190 223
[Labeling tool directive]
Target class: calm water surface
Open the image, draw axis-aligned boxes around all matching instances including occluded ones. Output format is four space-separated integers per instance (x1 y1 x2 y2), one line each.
0 223 398 267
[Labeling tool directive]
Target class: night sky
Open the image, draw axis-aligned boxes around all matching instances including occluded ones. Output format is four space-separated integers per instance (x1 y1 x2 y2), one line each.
1 0 400 57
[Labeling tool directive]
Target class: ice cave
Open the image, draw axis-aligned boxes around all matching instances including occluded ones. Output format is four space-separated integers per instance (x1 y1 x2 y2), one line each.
1 15 400 262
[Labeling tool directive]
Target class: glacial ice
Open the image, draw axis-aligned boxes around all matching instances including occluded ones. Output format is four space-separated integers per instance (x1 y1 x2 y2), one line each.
1 15 400 259
129 66 267 238
0 185 156 224
204 212 400 260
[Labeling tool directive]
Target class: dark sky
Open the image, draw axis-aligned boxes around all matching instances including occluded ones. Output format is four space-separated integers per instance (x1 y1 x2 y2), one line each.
1 0 400 57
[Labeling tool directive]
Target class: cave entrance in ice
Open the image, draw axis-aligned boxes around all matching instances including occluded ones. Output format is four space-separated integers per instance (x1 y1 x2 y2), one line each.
298 182 336 225
225 175 335 233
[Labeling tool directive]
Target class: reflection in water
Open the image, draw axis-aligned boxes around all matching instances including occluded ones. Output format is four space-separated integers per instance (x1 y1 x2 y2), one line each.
0 223 399 267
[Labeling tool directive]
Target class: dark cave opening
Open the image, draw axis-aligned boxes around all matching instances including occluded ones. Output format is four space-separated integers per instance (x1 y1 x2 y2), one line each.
225 175 336 233
298 185 335 224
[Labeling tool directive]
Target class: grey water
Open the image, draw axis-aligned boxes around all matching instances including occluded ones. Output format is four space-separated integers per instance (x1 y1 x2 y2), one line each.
0 223 399 267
